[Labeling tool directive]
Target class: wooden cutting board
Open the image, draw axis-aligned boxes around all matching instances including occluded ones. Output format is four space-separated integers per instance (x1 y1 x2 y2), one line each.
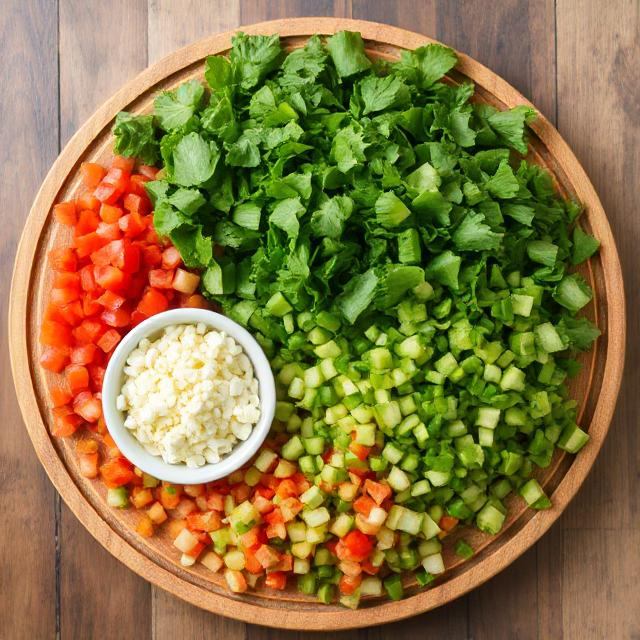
8 17 625 631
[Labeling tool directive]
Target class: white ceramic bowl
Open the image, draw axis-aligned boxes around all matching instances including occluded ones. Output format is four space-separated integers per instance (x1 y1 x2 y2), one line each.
101 308 276 484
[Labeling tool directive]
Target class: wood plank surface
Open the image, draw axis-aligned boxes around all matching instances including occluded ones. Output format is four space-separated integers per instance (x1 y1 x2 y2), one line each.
555 2 639 638
2 1 638 638
57 2 152 639
0 2 58 639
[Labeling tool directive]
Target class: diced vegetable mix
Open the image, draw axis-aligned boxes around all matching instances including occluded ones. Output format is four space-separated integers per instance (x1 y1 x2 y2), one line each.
40 32 601 609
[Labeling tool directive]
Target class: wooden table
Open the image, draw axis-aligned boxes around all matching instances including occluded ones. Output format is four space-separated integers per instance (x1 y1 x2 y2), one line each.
1 1 637 638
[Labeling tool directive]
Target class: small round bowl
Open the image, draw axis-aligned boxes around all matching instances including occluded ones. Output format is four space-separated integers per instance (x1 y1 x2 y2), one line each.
101 308 276 484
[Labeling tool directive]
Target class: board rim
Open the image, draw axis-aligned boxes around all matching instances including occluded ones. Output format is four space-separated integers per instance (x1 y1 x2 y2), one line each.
8 17 626 630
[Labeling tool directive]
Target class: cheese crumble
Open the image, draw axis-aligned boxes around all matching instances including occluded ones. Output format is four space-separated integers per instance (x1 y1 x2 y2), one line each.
117 323 260 467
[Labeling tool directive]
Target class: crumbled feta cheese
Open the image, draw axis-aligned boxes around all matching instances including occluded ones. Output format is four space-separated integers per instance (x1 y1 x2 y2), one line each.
117 323 261 466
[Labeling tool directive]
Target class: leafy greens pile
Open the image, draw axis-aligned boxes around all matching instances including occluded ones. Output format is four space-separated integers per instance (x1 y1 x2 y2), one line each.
114 31 598 353
113 32 603 599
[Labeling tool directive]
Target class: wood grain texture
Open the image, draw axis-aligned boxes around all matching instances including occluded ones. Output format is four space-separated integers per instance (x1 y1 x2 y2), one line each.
2 2 637 638
58 2 152 638
557 0 639 532
555 2 639 638
7 16 624 632
0 2 58 639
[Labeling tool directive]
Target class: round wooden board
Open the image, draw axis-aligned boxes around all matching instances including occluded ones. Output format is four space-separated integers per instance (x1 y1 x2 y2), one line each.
9 17 625 630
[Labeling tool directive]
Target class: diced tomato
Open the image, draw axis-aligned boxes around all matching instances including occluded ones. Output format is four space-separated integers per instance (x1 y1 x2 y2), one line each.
206 493 225 511
70 344 97 365
439 515 459 532
137 288 168 316
95 221 122 240
96 328 121 353
130 309 147 327
97 290 126 310
40 320 73 348
51 406 82 437
101 308 131 328
90 239 120 266
73 319 104 344
75 232 108 258
76 193 100 212
127 174 150 197
159 485 181 510
80 163 107 189
50 385 72 407
66 364 89 393
162 246 182 269
325 539 339 556
93 265 125 291
342 530 374 561
243 550 264 575
94 167 129 204
349 441 371 461
40 347 69 373
364 479 393 506
275 479 299 500
265 572 287 591
100 458 136 488
254 486 275 500
53 272 80 290
182 294 210 309
263 508 284 525
131 486 154 509
78 452 99 478
339 573 362 595
136 514 154 538
361 558 380 575
53 201 77 226
75 209 101 235
255 544 281 569
82 294 102 316
78 265 96 292
112 156 135 172
141 244 162 267
186 511 222 533
142 225 160 245
123 193 150 217
138 165 158 179
49 247 77 272
57 301 84 326
117 243 140 273
93 181 121 205
88 364 106 390
353 495 376 517
50 287 79 306
118 211 147 238
99 203 123 223
149 268 174 289
230 483 251 504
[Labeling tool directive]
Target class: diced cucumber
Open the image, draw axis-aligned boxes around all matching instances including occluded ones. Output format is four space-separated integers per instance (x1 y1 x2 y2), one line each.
107 487 129 509
265 292 293 317
300 485 324 509
557 423 590 453
388 466 411 492
476 502 506 535
301 507 330 528
475 406 500 429
281 435 305 460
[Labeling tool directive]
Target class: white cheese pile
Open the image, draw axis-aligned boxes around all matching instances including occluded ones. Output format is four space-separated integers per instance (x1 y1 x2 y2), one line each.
116 323 260 467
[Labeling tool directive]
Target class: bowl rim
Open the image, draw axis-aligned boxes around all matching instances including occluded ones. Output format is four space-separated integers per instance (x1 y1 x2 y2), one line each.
101 308 276 484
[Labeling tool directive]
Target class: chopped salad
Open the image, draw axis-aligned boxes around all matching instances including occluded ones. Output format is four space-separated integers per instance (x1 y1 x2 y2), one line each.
40 31 600 608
